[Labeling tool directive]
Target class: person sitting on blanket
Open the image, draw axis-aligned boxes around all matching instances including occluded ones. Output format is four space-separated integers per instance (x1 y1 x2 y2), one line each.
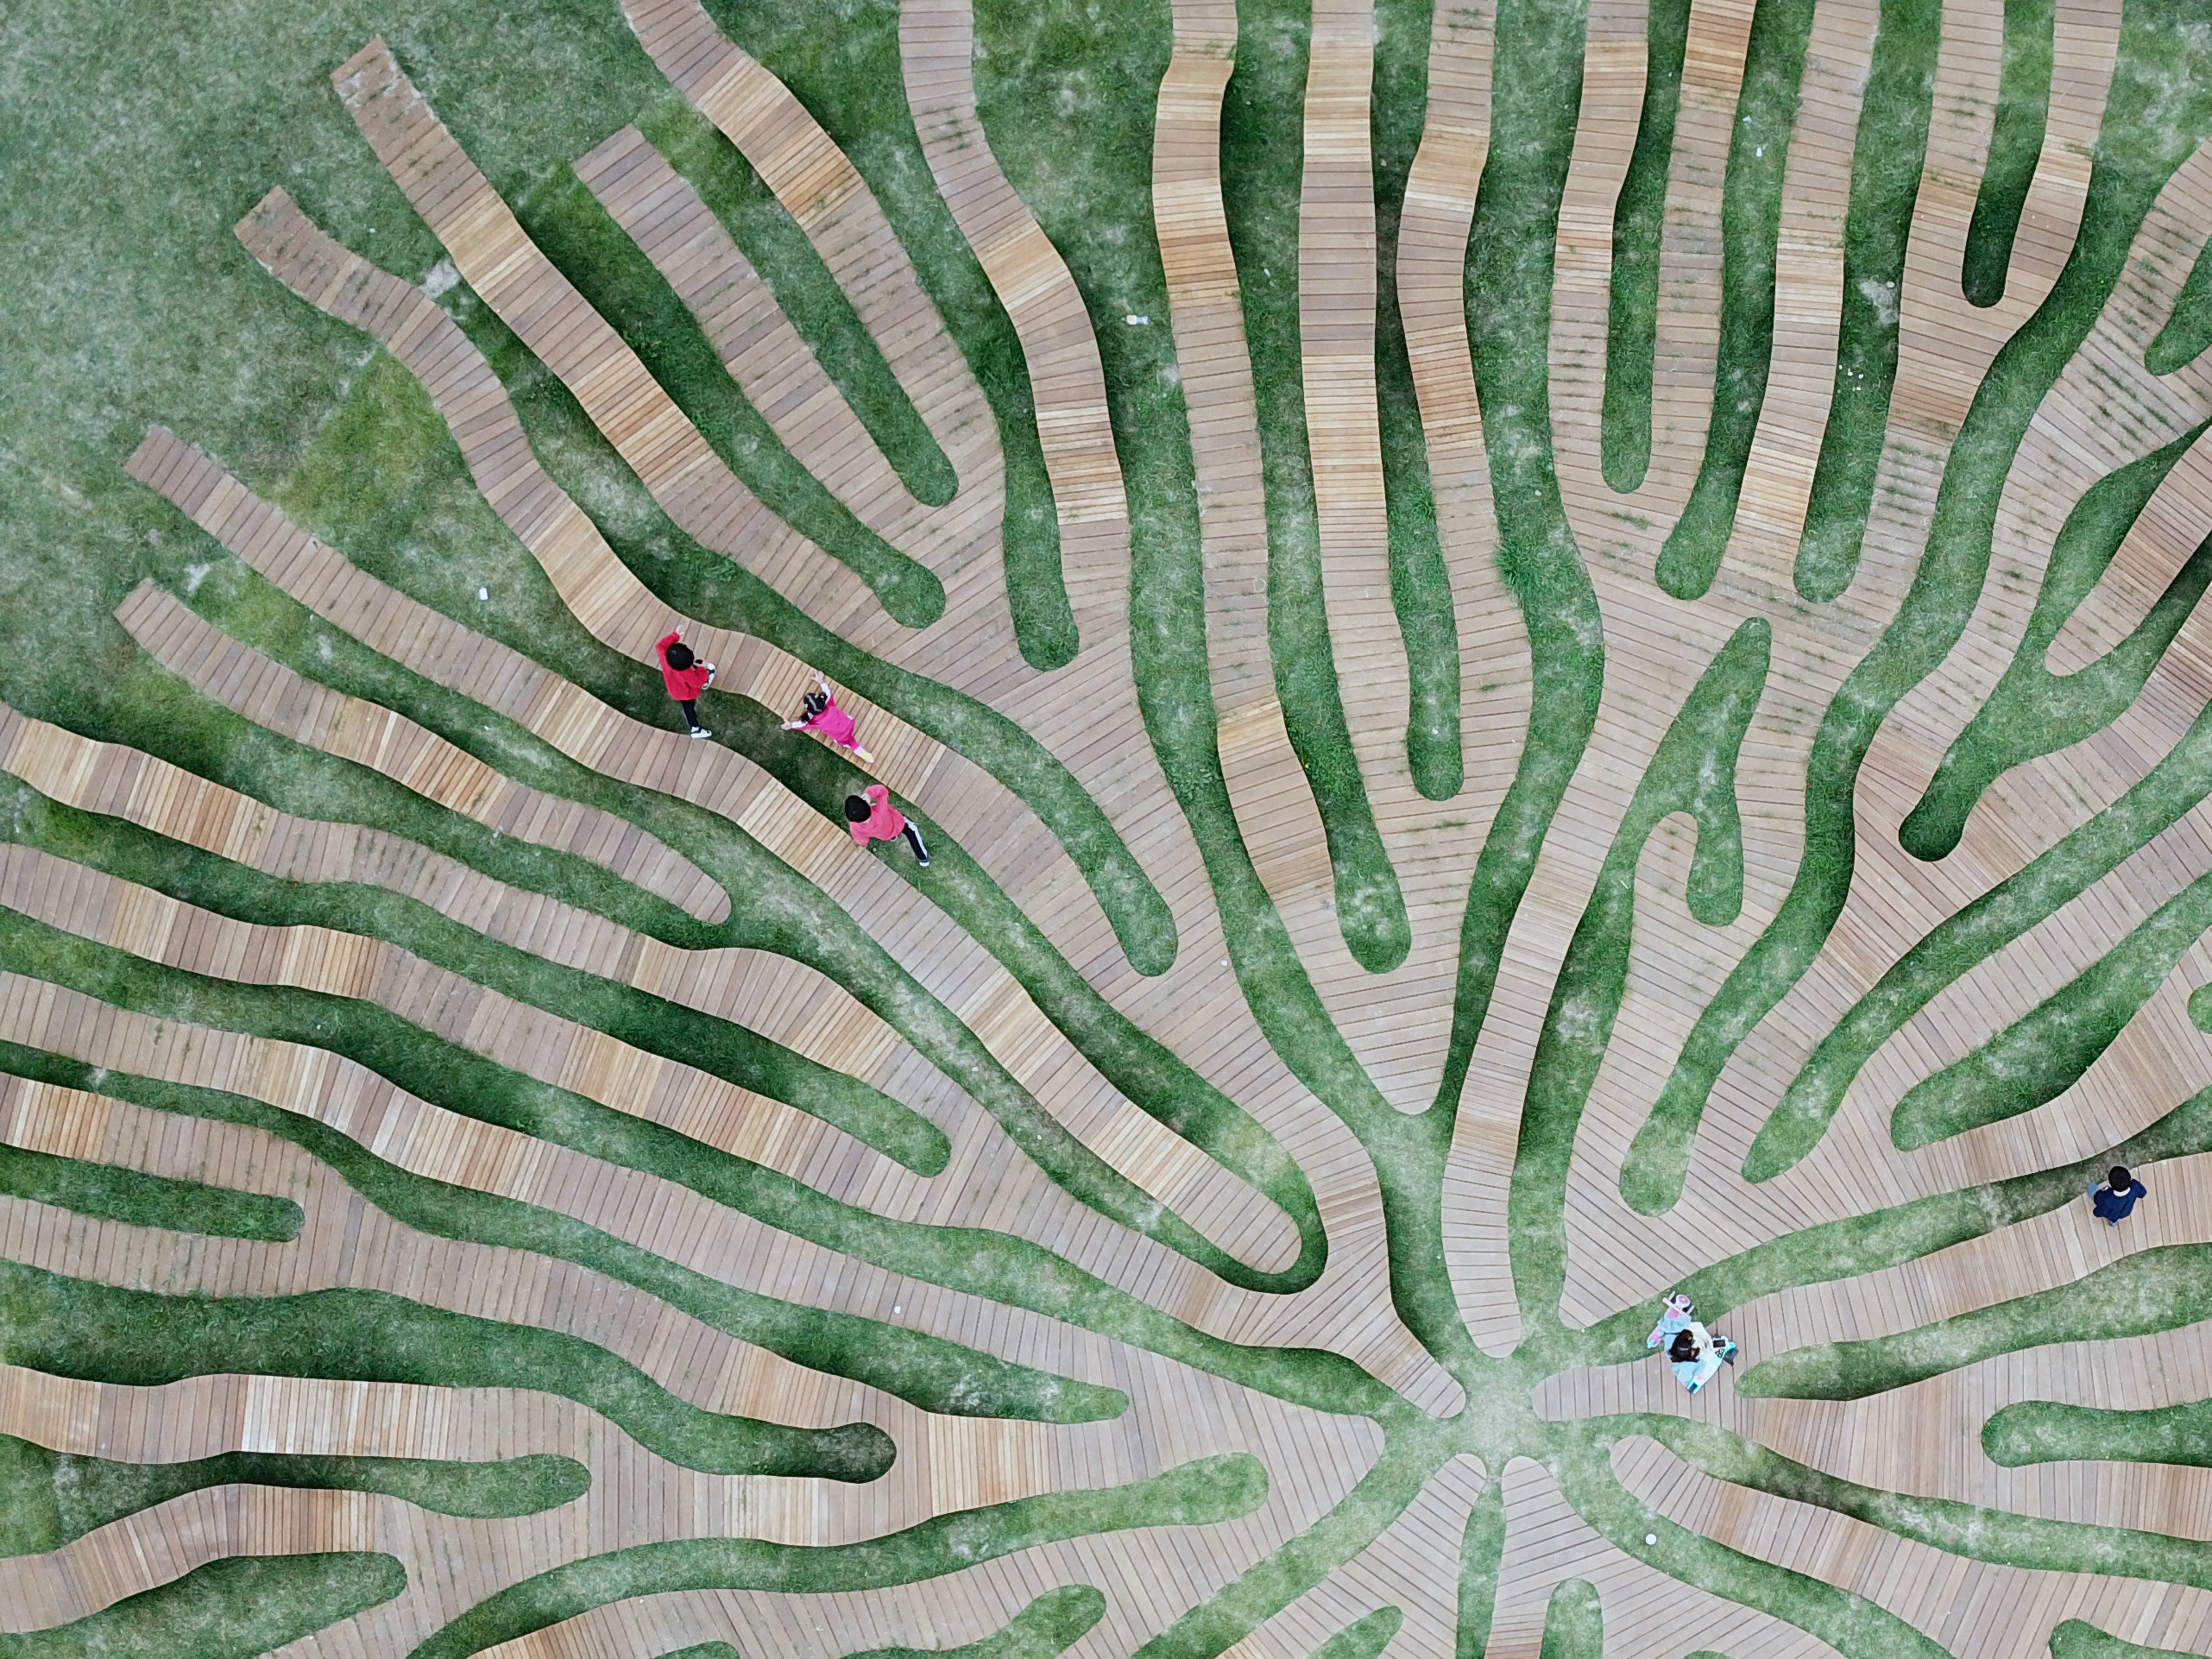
1649 1294 1736 1392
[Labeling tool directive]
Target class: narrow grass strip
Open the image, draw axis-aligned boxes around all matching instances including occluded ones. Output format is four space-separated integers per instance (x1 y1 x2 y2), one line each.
1310 1605 1403 1659
1903 420 2212 859
1223 0 1412 973
684 0 1074 671
843 1587 1106 1659
1889 862 2212 1149
514 166 945 628
1131 1431 1457 1659
2051 1618 2208 1659
974 0 1472 1378
1539 1580 1602 1659
1654 0 1818 600
636 102 959 511
1548 1431 1949 1659
0 944 1391 1422
0 1257 890 1479
1618 1413 2212 1598
347 299 1278 1263
0 1140 299 1241
1456 1473 1507 1659
1516 620 1769 1333
1963 0 2058 308
1600 0 1691 494
437 284 1175 975
1572 1076 2212 1366
407 1454 1266 1659
0 1039 1127 1427
1374 0 1463 801
2145 233 2212 375
1436 0 1607 1117
1740 1243 2212 1401
0 1435 588 1557
1986 1397 2212 1470
1752 690 2212 1178
0 1554 405 1659
1650 0 2212 1194
0 768 942 1175
1793 0 1941 602
169 439 1313 1285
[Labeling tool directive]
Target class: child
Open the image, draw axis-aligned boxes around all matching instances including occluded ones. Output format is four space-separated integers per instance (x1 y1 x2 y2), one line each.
656 633 716 738
783 672 875 765
847 785 929 867
1666 1324 1737 1394
2089 1165 2146 1226
1648 1293 1735 1393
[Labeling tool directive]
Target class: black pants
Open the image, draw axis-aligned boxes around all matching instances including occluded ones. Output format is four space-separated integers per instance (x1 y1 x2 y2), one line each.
901 823 929 862
677 698 702 731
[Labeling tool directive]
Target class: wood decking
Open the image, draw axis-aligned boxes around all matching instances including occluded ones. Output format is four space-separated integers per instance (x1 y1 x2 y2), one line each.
10 0 2212 1655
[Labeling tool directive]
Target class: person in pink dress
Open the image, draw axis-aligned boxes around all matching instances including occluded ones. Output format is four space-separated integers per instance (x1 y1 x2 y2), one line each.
656 632 716 738
846 784 928 867
783 672 875 764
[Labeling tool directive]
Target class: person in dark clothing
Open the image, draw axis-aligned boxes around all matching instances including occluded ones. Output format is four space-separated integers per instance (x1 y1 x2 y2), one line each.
2089 1165 2146 1226
656 633 716 737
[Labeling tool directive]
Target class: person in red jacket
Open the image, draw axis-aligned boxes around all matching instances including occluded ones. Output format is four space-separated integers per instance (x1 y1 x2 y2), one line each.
782 672 875 764
846 784 929 866
656 633 716 737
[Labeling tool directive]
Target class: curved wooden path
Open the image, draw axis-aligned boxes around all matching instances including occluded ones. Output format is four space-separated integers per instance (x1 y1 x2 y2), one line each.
11 0 2212 1655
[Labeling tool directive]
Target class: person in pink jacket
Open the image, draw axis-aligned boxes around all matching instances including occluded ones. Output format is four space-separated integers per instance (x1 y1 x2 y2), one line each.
847 784 929 866
784 672 875 764
656 632 716 737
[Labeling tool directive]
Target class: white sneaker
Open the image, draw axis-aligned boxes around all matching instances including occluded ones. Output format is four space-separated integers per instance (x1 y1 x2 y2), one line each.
688 727 713 739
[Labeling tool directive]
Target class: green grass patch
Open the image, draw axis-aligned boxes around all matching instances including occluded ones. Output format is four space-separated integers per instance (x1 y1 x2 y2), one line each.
1309 1605 1403 1659
1749 684 2212 1177
0 943 1385 1424
0 1434 587 1557
1539 1580 1601 1659
512 162 945 627
1516 620 1768 1318
844 1586 1106 1659
0 1037 1128 1427
635 102 959 513
0 1553 405 1659
429 283 1175 978
0 1256 889 1479
1131 1429 1458 1659
0 1140 299 1242
1986 1397 2212 1470
1889 860 2212 1149
2146 232 2212 375
1793 0 1939 602
1621 1414 2212 1601
1548 1430 1950 1659
1576 1076 2212 1366
1222 0 1411 972
409 1454 1266 1659
692 0 1075 672
1653 0 2212 1188
1374 0 1462 801
1963 0 2058 309
1740 1244 2212 1401
1599 0 1690 495
1903 419 2212 860
1457 1473 1507 1659
1653 0 1817 600
2050 1618 2210 1659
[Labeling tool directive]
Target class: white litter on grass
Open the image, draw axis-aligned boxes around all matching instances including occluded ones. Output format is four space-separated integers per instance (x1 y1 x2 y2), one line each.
1125 313 1150 325
477 586 489 601
1645 1534 1658 1546
421 257 461 300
